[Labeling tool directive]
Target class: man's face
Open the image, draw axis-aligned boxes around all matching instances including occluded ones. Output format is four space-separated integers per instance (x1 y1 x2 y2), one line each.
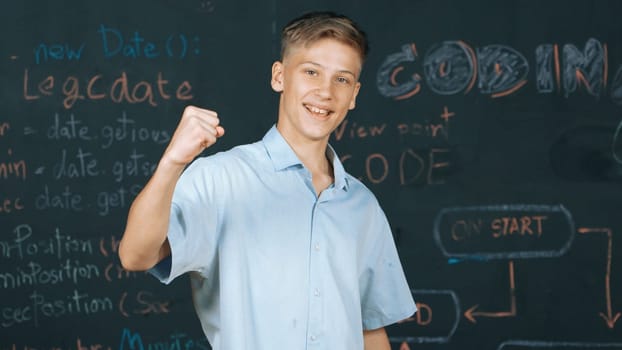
271 38 362 145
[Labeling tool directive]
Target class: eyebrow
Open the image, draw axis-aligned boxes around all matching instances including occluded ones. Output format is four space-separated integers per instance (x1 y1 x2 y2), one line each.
302 61 358 78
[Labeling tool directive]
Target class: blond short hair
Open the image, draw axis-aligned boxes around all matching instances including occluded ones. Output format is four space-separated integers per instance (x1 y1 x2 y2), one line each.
281 11 369 62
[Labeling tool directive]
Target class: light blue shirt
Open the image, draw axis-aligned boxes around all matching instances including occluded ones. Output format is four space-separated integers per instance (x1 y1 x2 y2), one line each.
151 126 416 349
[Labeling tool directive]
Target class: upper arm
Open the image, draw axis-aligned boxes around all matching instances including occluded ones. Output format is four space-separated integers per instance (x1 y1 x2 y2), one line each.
158 238 172 262
359 203 417 330
363 327 390 350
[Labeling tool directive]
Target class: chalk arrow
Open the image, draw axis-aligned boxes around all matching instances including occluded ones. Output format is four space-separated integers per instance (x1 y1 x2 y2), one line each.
465 261 517 323
579 227 620 329
600 311 621 329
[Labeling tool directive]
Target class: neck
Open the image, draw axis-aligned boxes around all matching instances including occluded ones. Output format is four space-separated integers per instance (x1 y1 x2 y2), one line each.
276 125 336 196
289 136 331 175
289 138 335 196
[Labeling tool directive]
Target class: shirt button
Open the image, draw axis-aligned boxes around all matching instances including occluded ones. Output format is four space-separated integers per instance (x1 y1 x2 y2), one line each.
310 335 317 341
314 288 320 296
314 243 320 251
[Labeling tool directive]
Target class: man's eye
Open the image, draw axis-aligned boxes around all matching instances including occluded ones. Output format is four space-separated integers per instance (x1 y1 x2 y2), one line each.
337 77 350 84
306 70 317 76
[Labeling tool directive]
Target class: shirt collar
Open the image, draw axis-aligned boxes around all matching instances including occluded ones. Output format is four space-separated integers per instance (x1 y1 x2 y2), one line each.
262 125 303 171
262 125 350 191
326 143 349 192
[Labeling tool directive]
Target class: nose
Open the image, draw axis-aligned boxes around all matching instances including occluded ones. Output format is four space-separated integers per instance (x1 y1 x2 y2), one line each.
314 76 333 99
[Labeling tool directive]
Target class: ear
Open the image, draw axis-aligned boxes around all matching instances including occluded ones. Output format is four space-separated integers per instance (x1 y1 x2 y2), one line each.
349 81 362 110
271 61 284 92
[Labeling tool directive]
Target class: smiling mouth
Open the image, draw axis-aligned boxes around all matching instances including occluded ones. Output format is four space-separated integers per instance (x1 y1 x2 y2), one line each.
304 103 333 117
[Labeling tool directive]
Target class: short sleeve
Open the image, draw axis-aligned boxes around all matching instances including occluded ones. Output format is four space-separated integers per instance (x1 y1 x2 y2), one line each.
149 157 221 284
359 205 417 330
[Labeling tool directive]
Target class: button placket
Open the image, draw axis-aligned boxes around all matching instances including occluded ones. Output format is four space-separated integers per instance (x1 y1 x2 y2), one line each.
307 201 323 347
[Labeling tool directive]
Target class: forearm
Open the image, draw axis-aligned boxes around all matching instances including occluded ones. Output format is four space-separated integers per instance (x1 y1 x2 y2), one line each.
119 159 185 271
363 327 390 350
119 105 223 271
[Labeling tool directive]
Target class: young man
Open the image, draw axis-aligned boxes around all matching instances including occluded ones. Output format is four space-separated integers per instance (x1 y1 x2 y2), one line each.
119 11 416 350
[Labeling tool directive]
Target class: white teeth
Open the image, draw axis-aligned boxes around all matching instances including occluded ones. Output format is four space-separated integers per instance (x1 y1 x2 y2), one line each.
306 104 329 115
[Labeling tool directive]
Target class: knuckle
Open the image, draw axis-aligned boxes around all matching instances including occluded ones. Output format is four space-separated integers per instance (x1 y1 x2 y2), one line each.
184 105 196 114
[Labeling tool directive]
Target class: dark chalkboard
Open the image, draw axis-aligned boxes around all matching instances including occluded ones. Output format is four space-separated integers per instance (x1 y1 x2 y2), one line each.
2 0 622 349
